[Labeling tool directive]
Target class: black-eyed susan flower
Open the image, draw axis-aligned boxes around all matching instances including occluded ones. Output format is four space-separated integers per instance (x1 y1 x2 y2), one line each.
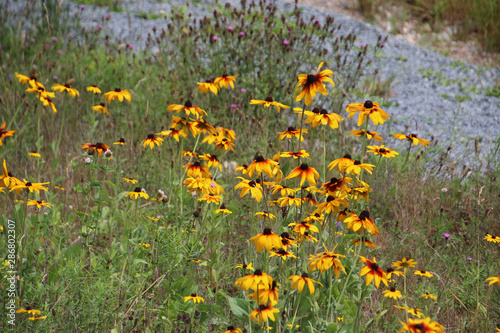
222 326 243 333
399 317 444 332
255 212 276 220
205 177 225 195
249 280 280 306
198 193 222 205
214 73 239 89
158 128 188 142
214 203 232 215
234 177 263 202
191 118 216 135
126 187 149 200
247 155 279 178
200 153 222 171
235 262 254 271
277 126 307 141
250 304 279 324
103 88 132 103
393 133 430 147
277 195 302 207
141 134 164 150
350 237 377 248
269 249 297 261
25 86 55 99
139 242 151 248
302 193 319 206
349 129 383 142
184 176 209 194
86 84 101 94
288 272 323 294
250 97 290 113
386 268 405 280
248 228 282 253
395 306 425 318
52 80 79 98
28 315 47 321
297 231 319 243
146 216 160 222
414 270 433 278
346 100 391 126
216 127 236 142
305 108 343 129
0 161 22 189
167 101 207 119
54 186 65 191
345 160 375 175
289 221 319 236
328 154 354 172
123 178 138 184
294 62 335 106
393 258 417 271
484 234 500 243
0 122 15 146
235 269 273 291
486 276 500 286
383 287 402 300
344 210 380 235
27 199 51 209
307 244 346 277
40 96 57 113
280 232 298 250
114 137 126 145
319 177 351 196
271 184 296 197
91 103 109 115
280 150 310 159
215 138 235 152
285 163 320 186
81 142 110 156
27 150 41 158
183 293 205 304
421 292 437 300
367 145 399 158
15 72 44 88
197 79 219 95
358 255 388 289
182 150 198 158
313 195 348 215
10 179 50 195
183 161 210 178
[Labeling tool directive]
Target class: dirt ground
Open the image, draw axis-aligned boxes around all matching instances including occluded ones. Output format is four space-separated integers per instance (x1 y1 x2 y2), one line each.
284 0 499 68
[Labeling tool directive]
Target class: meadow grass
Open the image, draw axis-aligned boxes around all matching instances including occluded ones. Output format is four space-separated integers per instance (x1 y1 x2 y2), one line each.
0 1 499 332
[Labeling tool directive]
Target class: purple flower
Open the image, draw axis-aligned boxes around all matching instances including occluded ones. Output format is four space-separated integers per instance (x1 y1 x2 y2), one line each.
213 36 218 41
381 43 385 48
98 24 103 30
31 38 36 43
8 71 11 80
231 104 238 108
316 19 320 24
443 232 450 239
106 14 112 20
127 44 134 49
283 39 289 45
239 31 245 37
57 50 63 55
45 44 51 49
80 5 85 10
52 37 58 42
360 43 365 47
241 88 247 93
53 75 58 80
280 82 285 87
227 26 233 31
467 257 472 261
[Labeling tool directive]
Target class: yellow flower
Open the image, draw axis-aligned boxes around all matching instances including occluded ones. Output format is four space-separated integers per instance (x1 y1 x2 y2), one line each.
15 72 44 88
383 287 402 300
86 85 101 94
280 150 310 159
10 179 50 195
393 258 417 271
123 178 138 184
484 234 500 243
197 79 219 95
114 138 126 145
27 200 51 209
344 210 380 235
288 273 323 294
25 86 55 99
235 269 273 291
414 270 433 278
247 155 278 178
305 108 343 129
307 244 346 277
312 195 348 215
183 161 210 178
349 129 383 142
421 292 437 300
235 262 254 271
248 280 280 305
141 134 164 150
285 163 320 186
215 138 235 152
393 133 430 147
234 177 263 202
167 101 207 119
222 326 243 333
0 122 15 146
250 97 290 113
157 128 188 142
344 160 375 175
294 62 335 106
328 154 355 172
92 103 109 115
269 249 297 261
367 145 399 158
255 212 276 220
198 193 222 205
288 221 319 236
486 276 500 286
103 88 132 103
52 81 79 98
139 243 151 248
250 304 279 324
81 142 110 156
277 196 302 207
183 293 205 304
358 255 388 289
277 126 307 141
395 306 425 318
40 96 57 113
28 151 41 158
399 317 444 332
248 228 282 253
214 73 239 89
125 187 149 200
346 100 391 126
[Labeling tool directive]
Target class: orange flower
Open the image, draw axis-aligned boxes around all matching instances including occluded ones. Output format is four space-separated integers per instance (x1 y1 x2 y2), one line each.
0 122 15 146
358 255 388 289
214 73 239 89
250 97 290 113
294 62 335 106
285 163 320 186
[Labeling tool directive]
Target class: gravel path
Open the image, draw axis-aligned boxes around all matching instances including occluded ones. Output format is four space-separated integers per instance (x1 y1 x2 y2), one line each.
7 0 500 169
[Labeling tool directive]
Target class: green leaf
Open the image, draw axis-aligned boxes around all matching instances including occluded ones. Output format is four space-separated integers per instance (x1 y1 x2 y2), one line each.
133 259 150 266
325 323 338 333
227 297 249 318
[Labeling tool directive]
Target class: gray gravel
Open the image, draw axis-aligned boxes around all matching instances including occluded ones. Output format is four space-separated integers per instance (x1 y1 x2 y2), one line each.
6 0 500 169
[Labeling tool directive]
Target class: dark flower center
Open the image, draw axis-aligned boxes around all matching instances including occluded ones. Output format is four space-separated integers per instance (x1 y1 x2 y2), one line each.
359 210 370 220
100 103 105 107
306 193 313 199
191 293 197 297
353 160 361 165
205 79 213 83
26 182 33 187
259 304 267 311
287 126 296 131
114 88 121 92
147 134 155 139
254 269 262 275
277 249 287 255
193 161 201 167
306 74 318 85
249 180 256 188
330 177 339 184
326 196 335 202
255 178 261 184
343 154 352 159
301 272 309 278
184 100 193 107
410 133 417 138
370 263 379 270
312 107 320 113
255 155 264 162
363 100 373 109
8 172 14 177
220 204 226 209
390 287 396 292
134 187 141 192
271 280 277 289
263 228 272 235
281 232 290 238
92 84 97 87
414 324 424 329
379 148 386 153
228 326 235 330
386 268 394 273
300 163 309 170
222 73 228 77
421 270 426 274
265 96 273 102
320 108 328 115
242 164 248 168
